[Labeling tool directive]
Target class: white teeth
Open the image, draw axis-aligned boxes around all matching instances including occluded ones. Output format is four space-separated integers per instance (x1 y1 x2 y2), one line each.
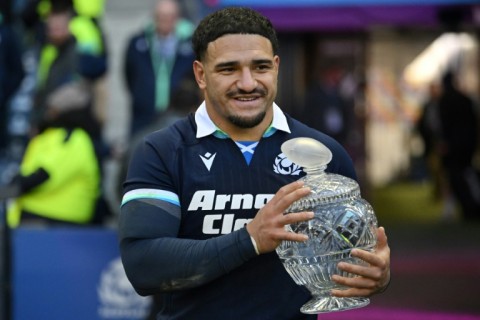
237 97 256 101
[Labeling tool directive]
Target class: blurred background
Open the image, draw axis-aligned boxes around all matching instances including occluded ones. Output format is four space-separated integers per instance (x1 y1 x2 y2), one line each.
1 0 480 319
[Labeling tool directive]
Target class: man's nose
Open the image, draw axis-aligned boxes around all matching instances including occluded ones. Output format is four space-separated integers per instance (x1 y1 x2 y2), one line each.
237 68 257 92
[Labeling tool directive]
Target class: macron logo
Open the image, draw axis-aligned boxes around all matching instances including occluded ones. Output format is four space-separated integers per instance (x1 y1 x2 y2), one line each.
200 152 216 171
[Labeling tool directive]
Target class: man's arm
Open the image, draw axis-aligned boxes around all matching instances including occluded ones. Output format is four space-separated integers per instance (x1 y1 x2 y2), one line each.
119 180 316 296
119 198 257 295
119 136 317 296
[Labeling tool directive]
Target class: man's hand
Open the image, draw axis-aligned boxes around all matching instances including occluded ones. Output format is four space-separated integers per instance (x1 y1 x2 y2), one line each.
246 180 314 254
331 226 391 297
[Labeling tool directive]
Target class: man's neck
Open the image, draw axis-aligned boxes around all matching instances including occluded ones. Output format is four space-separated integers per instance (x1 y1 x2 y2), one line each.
213 114 273 142
227 126 268 142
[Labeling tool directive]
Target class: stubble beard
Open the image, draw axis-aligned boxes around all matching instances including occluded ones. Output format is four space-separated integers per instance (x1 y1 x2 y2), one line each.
225 87 269 129
228 111 267 129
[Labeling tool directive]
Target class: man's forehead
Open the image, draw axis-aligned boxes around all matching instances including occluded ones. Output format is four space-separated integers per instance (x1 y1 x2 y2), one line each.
206 34 274 60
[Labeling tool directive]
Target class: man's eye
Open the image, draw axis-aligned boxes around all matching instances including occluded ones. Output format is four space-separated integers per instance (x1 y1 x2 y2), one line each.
256 65 271 71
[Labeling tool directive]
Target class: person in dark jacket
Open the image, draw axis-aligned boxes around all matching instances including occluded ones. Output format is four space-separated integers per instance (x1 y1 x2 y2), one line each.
416 82 456 220
123 0 196 136
437 71 480 221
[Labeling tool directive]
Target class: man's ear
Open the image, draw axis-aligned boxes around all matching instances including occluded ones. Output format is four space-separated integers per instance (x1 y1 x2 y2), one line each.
193 61 206 90
274 55 280 71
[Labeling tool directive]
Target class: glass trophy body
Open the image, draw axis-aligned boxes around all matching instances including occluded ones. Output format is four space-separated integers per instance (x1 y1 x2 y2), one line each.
276 137 378 314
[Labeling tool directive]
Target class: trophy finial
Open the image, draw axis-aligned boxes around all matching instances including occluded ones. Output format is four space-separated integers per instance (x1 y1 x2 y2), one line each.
281 137 332 169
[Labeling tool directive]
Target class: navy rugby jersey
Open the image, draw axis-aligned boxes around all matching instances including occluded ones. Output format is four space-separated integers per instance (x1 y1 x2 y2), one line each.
120 103 356 320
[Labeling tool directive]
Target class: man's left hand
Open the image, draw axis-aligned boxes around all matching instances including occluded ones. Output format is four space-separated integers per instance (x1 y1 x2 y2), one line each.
331 226 391 297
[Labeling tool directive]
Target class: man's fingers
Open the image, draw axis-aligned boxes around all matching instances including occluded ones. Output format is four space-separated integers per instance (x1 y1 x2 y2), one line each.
282 211 314 225
276 229 309 242
331 287 372 298
271 181 311 211
349 249 384 269
247 181 314 253
376 226 388 249
268 212 313 241
331 273 381 297
337 261 382 280
332 273 376 288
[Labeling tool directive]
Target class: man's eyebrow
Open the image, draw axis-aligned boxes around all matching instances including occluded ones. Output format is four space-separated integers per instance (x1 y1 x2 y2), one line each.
215 61 238 69
252 59 274 65
215 59 274 69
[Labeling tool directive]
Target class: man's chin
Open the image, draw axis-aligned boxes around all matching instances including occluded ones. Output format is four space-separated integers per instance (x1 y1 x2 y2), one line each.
228 112 266 129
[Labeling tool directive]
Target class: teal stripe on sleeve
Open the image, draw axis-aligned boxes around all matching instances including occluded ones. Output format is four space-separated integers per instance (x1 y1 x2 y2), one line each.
121 189 180 207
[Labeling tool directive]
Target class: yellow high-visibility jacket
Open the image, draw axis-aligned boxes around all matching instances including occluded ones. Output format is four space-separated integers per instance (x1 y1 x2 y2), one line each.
8 127 100 227
37 0 105 19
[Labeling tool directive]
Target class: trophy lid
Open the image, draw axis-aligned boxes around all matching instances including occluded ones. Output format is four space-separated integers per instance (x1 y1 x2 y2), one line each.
282 137 360 212
281 137 332 169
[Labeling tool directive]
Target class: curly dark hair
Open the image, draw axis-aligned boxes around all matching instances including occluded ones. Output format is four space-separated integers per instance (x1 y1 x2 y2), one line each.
192 7 279 62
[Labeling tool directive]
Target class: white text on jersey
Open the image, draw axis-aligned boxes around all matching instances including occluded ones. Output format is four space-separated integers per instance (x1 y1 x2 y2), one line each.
187 190 275 235
188 190 274 211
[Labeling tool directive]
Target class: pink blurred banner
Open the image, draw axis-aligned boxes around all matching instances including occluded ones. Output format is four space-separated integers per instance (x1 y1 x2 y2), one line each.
319 307 480 320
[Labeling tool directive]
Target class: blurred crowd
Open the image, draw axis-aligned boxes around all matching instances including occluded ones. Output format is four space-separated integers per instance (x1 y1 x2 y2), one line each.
0 0 204 228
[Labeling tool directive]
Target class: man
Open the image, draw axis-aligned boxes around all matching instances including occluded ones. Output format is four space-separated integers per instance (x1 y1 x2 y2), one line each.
124 0 196 136
119 7 390 320
437 71 480 221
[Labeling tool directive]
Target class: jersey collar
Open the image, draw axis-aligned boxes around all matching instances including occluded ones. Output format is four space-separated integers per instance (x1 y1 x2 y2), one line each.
195 101 291 139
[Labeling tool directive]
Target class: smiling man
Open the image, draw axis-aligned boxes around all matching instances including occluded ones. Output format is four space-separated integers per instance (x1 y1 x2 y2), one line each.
193 33 279 138
119 7 390 320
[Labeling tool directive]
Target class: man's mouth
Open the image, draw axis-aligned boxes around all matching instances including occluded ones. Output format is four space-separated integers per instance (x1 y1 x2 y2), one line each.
235 96 258 101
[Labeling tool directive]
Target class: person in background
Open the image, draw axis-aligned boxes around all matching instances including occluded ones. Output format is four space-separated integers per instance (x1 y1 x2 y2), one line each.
0 6 25 157
21 0 109 129
3 81 102 227
32 4 106 135
416 81 456 221
437 71 480 222
124 0 196 136
119 7 390 320
300 63 355 148
20 0 107 51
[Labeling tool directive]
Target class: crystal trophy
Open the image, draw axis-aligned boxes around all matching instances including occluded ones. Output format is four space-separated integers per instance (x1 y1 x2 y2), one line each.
276 137 378 314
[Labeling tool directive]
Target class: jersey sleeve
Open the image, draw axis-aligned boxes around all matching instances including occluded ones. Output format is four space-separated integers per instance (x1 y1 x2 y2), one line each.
119 136 257 296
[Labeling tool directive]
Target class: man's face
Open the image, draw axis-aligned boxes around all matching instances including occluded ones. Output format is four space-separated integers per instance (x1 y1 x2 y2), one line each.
193 34 279 132
154 1 178 37
46 13 71 46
